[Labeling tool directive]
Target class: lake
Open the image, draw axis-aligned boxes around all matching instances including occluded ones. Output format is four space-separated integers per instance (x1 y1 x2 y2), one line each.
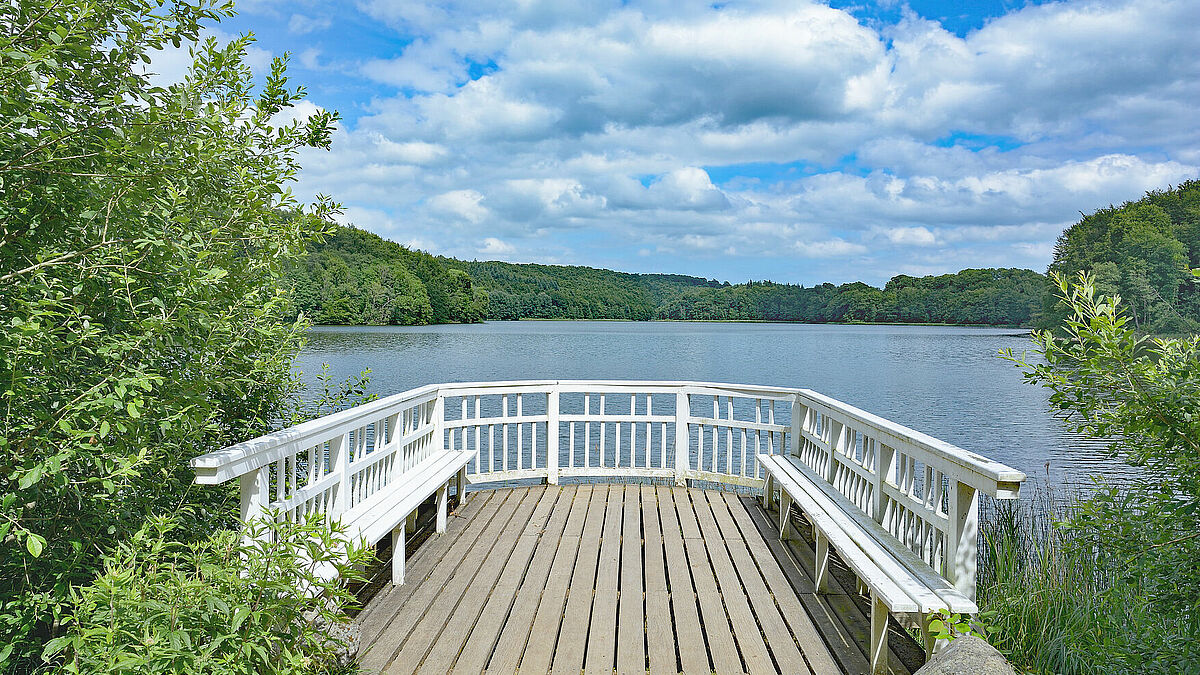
296 321 1127 489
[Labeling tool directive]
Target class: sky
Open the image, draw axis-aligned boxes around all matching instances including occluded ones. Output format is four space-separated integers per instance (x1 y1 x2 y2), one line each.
197 0 1199 286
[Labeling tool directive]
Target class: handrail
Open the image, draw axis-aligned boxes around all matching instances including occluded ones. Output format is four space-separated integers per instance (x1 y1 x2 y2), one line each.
189 379 1026 593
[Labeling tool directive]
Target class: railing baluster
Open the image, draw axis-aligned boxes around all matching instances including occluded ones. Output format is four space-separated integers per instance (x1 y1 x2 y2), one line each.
599 394 606 467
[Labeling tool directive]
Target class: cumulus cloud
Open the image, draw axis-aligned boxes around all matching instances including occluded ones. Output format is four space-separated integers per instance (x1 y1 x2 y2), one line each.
270 0 1200 284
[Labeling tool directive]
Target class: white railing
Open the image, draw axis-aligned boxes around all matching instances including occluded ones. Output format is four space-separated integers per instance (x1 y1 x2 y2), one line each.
190 380 1025 592
791 389 1026 593
191 384 442 530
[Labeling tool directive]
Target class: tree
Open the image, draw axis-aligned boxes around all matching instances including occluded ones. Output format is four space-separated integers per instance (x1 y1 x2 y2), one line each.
0 1 340 668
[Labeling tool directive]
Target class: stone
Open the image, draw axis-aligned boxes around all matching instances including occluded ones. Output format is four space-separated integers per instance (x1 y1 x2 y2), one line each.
914 636 1017 675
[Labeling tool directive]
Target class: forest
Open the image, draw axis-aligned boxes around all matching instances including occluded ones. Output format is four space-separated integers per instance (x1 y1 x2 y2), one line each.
287 226 487 324
1046 179 1200 332
291 227 1047 327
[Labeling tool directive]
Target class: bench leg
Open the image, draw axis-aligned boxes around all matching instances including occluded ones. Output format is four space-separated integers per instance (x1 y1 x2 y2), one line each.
814 530 831 593
762 473 775 511
778 492 793 542
870 591 888 675
392 525 406 585
456 466 469 506
919 611 936 660
436 481 449 533
406 510 418 534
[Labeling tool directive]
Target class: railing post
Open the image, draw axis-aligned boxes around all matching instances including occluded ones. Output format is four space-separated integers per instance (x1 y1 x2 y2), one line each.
788 395 803 459
546 386 560 485
239 466 268 545
946 480 979 600
872 442 895 524
825 419 844 484
433 392 446 451
674 391 690 487
329 433 348 519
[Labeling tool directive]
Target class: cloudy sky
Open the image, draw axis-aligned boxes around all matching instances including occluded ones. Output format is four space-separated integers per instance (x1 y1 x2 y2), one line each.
212 0 1199 285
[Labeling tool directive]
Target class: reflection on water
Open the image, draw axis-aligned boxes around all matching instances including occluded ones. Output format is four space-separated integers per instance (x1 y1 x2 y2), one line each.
296 321 1133 488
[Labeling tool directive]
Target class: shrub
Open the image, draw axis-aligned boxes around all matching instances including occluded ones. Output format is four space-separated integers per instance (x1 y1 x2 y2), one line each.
43 515 372 674
990 272 1200 673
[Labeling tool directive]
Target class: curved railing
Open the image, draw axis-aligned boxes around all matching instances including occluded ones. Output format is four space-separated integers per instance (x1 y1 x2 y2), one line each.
190 380 1025 589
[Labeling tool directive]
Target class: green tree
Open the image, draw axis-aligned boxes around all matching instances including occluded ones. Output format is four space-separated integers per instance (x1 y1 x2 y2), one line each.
0 1 340 668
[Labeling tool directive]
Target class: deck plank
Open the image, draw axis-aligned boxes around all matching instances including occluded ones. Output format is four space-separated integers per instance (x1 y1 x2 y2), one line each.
615 485 646 675
486 485 589 673
356 485 905 675
412 486 560 675
705 491 826 675
657 485 710 674
382 487 541 674
674 487 744 675
640 485 676 675
551 484 609 674
449 486 574 673
585 485 624 674
357 489 495 646
690 488 781 675
359 489 515 670
516 484 593 673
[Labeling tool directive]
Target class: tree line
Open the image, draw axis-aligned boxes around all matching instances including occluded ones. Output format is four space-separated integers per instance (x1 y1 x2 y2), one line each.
292 230 1047 327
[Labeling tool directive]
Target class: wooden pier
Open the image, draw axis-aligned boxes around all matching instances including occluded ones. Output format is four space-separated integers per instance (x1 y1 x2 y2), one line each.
190 380 1026 675
356 484 927 674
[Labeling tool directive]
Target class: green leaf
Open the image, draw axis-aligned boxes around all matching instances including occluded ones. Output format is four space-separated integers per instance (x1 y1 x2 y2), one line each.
27 533 46 558
231 606 250 631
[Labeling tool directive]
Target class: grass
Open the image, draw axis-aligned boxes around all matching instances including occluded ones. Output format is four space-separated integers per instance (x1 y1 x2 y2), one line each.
977 485 1199 675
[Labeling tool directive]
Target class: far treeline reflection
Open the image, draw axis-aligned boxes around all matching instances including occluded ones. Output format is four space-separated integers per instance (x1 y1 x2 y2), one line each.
286 180 1200 332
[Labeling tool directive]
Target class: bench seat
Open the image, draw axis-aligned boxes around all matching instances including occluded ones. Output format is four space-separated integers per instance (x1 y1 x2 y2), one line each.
344 448 476 585
758 453 975 674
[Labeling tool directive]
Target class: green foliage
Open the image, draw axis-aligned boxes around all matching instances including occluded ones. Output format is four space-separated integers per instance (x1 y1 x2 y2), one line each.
287 226 484 325
460 261 1043 325
1048 180 1200 331
989 272 1200 673
42 514 371 674
290 225 1045 326
979 498 1196 675
924 609 993 642
0 0 341 669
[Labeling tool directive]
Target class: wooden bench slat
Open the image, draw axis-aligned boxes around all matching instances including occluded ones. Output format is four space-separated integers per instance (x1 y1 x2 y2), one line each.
760 455 919 612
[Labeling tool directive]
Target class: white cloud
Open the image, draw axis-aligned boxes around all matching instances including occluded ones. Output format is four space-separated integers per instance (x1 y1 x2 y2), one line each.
795 238 869 259
288 14 331 35
480 237 516 255
428 189 489 224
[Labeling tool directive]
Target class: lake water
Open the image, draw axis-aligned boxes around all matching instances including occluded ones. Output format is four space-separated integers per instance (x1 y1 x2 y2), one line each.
296 321 1128 489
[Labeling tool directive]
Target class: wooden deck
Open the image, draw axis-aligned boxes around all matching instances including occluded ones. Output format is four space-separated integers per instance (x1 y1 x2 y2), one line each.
356 485 924 674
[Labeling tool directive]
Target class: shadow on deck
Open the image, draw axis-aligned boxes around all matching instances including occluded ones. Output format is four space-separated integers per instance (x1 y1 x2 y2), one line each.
354 485 925 675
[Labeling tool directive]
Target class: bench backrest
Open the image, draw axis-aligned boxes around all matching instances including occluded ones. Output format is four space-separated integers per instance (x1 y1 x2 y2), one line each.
790 390 1025 597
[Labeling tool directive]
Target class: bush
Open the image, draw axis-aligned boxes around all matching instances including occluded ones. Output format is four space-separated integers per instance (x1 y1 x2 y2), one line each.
990 272 1200 673
43 515 372 675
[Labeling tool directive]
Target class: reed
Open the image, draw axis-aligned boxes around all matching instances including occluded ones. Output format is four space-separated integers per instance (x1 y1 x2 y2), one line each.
977 484 1192 675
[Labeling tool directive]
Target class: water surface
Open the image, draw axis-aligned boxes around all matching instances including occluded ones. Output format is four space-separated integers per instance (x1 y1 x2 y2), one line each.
296 321 1125 488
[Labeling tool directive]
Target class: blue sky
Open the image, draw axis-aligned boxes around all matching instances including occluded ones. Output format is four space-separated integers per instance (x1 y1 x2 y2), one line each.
195 0 1198 285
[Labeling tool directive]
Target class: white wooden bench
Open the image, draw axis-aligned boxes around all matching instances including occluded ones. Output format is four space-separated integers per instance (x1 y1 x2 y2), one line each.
190 386 476 587
348 448 475 586
760 453 976 674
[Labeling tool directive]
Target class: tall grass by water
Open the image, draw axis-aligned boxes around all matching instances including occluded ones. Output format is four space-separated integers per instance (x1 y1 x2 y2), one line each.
978 484 1198 675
